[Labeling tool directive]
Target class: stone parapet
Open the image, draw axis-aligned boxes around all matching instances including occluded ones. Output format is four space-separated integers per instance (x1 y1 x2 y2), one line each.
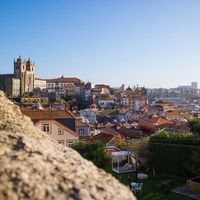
0 91 136 200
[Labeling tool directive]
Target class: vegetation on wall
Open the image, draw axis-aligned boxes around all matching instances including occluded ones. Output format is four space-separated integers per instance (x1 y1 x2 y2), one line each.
149 131 200 177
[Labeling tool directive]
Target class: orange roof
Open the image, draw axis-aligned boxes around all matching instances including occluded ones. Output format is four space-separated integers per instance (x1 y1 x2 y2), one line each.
155 117 172 126
140 114 172 125
165 111 181 119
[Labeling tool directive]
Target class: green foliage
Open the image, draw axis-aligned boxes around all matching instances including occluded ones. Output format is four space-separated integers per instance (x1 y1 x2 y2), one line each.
137 137 154 169
185 150 200 176
163 187 171 194
155 184 162 192
113 139 137 152
188 119 200 135
161 182 170 189
105 165 191 200
112 139 127 151
102 109 119 115
149 131 200 177
71 140 111 169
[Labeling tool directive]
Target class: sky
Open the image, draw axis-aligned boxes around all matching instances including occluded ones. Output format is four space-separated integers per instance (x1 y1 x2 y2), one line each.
0 0 200 89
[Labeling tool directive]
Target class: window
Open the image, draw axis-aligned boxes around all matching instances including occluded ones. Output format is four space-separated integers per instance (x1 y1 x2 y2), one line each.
58 128 63 135
67 140 75 147
58 140 64 145
42 123 50 133
79 129 84 136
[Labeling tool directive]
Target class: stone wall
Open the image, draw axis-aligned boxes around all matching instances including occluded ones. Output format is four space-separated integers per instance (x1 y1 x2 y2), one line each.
0 91 136 200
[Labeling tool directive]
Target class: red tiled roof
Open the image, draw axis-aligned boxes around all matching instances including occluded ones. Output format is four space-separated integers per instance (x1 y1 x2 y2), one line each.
45 77 83 83
165 111 181 119
139 114 172 125
88 123 95 128
155 100 173 106
35 77 45 80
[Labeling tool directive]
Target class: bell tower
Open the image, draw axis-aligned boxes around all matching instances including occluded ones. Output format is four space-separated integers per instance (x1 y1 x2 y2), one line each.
14 56 35 95
25 58 35 93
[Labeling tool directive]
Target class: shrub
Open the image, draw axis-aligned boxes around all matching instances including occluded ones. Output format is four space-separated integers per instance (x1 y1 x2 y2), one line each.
163 187 171 194
161 182 170 189
155 184 162 191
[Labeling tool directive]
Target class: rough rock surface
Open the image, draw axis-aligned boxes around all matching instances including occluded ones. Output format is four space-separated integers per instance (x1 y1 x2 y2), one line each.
0 91 136 200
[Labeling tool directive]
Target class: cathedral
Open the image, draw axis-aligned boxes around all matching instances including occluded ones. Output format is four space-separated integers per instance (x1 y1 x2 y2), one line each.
0 56 35 97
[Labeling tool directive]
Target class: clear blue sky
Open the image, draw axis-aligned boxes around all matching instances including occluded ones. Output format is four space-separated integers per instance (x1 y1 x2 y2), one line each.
0 0 200 89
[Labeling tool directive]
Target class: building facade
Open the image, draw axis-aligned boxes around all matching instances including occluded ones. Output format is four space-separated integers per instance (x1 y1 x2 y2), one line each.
0 56 35 96
14 56 35 95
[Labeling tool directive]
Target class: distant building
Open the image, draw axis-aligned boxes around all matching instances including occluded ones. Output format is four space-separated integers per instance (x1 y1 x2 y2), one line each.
64 83 75 96
79 108 98 124
178 82 198 94
14 56 35 95
153 100 174 113
45 76 85 96
0 56 35 96
118 84 126 92
34 78 46 90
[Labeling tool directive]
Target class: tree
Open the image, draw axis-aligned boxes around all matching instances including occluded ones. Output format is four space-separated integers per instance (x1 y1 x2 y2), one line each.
137 138 154 170
71 140 111 169
184 150 200 176
113 139 137 152
188 119 200 135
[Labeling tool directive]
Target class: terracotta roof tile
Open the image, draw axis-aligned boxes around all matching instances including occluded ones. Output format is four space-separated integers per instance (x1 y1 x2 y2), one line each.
45 77 84 83
21 108 75 119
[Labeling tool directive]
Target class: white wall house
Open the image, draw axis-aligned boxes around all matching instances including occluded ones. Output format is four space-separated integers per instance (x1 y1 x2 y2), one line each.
35 120 79 146
34 78 46 89
80 108 98 124
121 96 129 106
76 120 90 137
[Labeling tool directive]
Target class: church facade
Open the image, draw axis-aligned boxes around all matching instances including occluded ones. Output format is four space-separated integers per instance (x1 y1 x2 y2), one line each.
0 56 35 96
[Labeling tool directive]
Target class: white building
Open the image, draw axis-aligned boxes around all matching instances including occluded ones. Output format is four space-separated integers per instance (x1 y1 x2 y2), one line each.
79 108 98 124
34 78 46 89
